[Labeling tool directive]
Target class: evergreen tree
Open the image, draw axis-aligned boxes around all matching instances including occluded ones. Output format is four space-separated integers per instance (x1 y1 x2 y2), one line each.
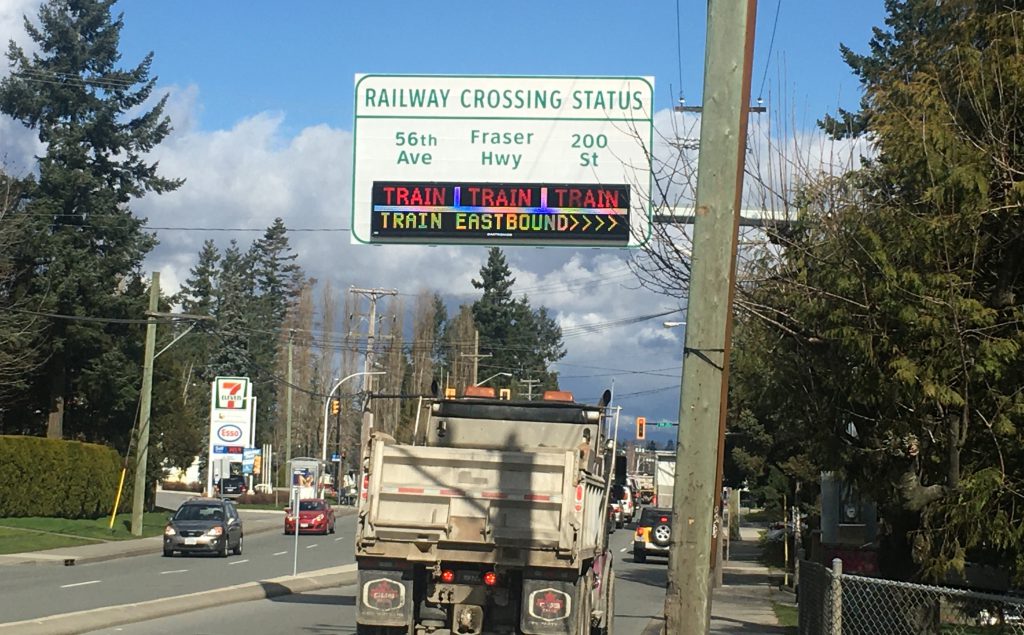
0 170 42 404
247 218 304 443
735 0 1024 584
177 240 220 317
0 0 182 438
207 241 252 379
470 248 565 393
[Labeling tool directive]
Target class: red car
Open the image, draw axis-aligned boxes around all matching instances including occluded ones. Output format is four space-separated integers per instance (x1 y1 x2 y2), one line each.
284 498 336 535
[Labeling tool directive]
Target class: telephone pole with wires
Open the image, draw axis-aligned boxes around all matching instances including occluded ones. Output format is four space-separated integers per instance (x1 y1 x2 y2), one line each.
518 378 541 401
663 1 758 633
349 287 398 438
461 329 492 386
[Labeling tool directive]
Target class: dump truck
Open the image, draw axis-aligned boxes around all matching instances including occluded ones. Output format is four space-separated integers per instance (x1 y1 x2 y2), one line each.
354 384 617 635
653 452 676 508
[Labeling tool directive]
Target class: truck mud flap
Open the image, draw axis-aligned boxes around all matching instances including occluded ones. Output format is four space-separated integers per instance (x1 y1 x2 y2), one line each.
520 579 575 635
357 569 414 627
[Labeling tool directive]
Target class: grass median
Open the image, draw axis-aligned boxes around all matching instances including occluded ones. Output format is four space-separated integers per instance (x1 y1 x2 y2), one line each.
0 512 167 555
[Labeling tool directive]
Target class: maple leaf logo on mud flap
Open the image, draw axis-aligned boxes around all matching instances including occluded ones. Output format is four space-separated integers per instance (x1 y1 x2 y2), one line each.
533 590 569 620
365 579 403 611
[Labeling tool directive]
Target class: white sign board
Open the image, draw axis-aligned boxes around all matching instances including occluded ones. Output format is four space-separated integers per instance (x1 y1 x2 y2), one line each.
206 377 255 495
351 74 654 247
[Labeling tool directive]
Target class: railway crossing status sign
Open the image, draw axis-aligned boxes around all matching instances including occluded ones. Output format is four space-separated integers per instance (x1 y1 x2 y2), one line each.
351 75 654 247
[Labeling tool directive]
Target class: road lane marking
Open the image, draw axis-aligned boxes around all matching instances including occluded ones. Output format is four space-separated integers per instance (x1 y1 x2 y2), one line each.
334 537 344 541
306 544 318 549
273 551 287 556
620 547 629 553
228 559 250 565
61 580 101 588
160 569 188 575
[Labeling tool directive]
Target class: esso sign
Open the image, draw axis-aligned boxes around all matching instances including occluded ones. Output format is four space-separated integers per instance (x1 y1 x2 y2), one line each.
216 424 243 443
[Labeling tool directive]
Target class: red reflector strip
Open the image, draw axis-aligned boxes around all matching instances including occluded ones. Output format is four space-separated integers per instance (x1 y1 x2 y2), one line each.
524 494 551 502
440 488 465 496
397 487 424 494
481 491 508 499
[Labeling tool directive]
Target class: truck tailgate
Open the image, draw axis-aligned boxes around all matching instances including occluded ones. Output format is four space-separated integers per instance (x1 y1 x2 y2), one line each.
365 443 590 552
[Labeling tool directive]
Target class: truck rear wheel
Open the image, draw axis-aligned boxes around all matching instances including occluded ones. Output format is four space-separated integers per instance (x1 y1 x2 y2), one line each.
576 570 595 635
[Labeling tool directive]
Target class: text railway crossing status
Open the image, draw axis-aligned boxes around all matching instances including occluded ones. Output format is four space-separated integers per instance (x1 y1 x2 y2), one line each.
351 75 654 247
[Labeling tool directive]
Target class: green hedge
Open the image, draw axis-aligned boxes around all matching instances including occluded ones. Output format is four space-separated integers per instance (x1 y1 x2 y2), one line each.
0 436 126 518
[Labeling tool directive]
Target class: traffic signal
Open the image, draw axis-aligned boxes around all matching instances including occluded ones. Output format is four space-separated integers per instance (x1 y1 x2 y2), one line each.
636 416 646 440
330 398 340 415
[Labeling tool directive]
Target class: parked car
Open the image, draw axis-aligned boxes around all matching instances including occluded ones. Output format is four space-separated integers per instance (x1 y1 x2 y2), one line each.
215 475 247 498
284 498 336 535
634 506 672 563
163 498 243 557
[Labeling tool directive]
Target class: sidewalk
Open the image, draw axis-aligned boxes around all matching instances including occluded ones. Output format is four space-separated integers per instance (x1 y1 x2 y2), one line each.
645 525 795 634
0 506 356 567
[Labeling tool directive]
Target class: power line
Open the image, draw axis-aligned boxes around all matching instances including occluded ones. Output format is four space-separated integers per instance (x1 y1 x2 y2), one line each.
757 0 783 101
2 307 188 325
676 0 686 104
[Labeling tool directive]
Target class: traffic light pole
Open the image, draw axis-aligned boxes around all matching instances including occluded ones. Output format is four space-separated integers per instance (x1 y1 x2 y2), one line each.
663 1 758 633
321 371 385 467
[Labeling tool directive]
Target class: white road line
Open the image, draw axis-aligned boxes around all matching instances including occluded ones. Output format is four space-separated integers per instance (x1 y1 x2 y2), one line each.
334 537 344 542
273 551 287 556
160 569 188 575
228 559 250 565
620 547 629 553
306 544 318 549
60 580 101 588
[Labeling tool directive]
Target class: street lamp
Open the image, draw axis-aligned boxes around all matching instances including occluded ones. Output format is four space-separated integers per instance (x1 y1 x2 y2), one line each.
663 321 687 328
475 371 512 386
321 371 385 466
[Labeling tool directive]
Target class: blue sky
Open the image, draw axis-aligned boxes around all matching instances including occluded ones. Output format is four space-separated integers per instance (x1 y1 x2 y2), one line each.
115 0 885 134
1 0 889 445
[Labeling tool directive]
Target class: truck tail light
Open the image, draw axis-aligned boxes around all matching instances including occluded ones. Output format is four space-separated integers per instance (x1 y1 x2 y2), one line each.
440 569 456 583
482 571 499 587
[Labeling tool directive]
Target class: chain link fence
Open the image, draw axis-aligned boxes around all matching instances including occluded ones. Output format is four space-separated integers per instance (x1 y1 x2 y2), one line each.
799 559 1024 634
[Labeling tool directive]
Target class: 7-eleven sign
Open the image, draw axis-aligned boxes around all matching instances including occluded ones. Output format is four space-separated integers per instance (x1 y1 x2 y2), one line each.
215 377 250 410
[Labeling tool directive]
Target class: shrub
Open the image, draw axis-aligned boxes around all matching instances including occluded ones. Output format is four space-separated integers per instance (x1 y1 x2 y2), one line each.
0 436 125 519
160 480 202 493
235 491 282 506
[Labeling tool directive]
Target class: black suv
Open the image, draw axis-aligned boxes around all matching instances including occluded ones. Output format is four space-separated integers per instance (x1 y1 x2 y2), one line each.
163 498 243 557
633 506 672 563
216 475 247 498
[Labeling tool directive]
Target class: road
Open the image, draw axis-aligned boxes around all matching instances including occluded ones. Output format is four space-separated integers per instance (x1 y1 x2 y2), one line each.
82 522 667 634
0 495 355 625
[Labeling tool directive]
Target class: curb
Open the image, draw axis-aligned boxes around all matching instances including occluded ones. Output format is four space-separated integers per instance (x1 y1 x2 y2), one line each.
0 563 357 634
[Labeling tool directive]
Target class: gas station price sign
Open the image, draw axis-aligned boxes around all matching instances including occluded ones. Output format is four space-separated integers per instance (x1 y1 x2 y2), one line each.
351 75 654 247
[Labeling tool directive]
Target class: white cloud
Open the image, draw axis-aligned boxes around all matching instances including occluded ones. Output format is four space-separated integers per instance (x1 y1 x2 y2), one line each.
0 0 865 422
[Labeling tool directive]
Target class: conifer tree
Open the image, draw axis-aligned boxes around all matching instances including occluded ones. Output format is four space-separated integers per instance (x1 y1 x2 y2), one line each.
0 0 182 438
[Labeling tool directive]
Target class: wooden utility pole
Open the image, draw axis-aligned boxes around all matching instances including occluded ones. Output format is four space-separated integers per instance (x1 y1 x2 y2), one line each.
518 378 540 401
663 1 758 633
350 287 398 436
131 272 160 536
461 329 492 386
